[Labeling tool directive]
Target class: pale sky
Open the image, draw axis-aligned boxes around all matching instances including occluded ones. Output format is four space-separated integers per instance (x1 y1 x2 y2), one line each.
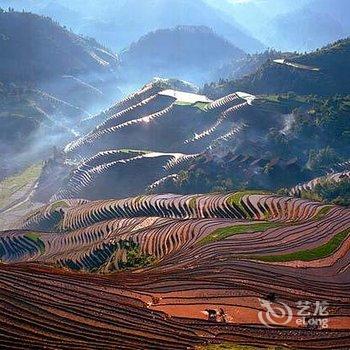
229 0 256 3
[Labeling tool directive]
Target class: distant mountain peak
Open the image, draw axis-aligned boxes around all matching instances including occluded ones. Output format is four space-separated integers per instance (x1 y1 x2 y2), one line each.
119 25 245 85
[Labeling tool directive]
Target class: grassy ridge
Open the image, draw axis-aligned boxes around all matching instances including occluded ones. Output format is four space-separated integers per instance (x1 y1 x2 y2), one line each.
257 94 308 112
199 222 281 245
50 200 70 211
254 228 350 262
313 206 333 220
174 100 210 111
227 190 269 218
24 232 45 254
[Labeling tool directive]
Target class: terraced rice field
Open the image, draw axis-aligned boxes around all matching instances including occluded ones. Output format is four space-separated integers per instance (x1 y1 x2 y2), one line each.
65 87 248 158
0 192 349 349
52 150 200 200
54 82 252 200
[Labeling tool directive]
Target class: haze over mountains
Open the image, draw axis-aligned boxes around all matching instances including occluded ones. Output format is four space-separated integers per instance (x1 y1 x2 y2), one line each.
260 0 350 52
206 0 350 52
0 3 349 185
2 0 349 53
0 10 120 177
0 0 263 52
0 11 119 92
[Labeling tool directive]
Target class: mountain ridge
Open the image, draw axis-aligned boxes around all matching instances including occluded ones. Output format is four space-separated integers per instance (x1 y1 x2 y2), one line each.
120 25 245 85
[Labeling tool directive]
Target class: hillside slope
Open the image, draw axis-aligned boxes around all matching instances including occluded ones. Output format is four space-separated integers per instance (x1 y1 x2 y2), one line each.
27 79 253 201
26 78 349 203
0 82 81 178
0 11 119 94
212 49 292 81
205 38 350 97
0 11 121 178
